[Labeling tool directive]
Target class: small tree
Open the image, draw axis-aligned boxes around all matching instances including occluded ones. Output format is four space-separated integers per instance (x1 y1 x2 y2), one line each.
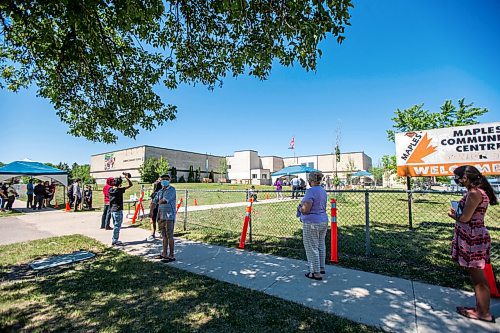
139 157 160 183
218 158 228 180
195 167 201 182
188 166 195 183
157 156 170 176
386 99 488 142
345 157 356 185
209 170 214 182
369 166 384 186
178 175 186 183
71 164 94 184
170 167 177 183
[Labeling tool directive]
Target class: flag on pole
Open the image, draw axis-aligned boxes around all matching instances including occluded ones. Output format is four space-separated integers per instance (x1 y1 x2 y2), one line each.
288 137 295 149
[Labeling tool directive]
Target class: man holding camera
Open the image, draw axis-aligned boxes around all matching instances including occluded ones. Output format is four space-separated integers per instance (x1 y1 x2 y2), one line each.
109 172 133 246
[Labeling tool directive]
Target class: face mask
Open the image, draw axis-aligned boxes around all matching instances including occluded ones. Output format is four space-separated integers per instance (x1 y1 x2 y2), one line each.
161 180 170 187
453 175 464 186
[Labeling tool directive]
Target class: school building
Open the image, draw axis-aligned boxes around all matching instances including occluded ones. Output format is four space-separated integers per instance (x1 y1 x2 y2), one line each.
90 145 372 185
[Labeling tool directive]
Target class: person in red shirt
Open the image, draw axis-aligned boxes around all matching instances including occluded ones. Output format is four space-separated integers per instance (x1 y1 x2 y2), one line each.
100 177 114 230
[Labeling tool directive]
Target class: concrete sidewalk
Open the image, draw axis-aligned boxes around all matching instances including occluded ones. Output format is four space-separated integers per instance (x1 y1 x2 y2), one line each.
1 201 499 332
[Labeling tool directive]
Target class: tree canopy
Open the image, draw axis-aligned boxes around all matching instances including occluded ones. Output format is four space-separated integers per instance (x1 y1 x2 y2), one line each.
1 1 353 143
386 98 488 142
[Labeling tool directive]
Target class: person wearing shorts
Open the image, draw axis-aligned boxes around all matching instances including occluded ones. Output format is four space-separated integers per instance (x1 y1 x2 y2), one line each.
153 175 176 261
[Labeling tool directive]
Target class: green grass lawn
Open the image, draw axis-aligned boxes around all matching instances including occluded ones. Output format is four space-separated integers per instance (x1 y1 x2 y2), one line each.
0 235 379 333
171 191 500 291
0 210 23 218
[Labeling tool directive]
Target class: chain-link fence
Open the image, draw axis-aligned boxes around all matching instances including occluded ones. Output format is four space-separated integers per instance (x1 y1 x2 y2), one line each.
174 189 500 288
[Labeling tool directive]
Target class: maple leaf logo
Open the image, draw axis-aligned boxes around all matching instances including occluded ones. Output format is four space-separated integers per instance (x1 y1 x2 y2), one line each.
407 133 437 163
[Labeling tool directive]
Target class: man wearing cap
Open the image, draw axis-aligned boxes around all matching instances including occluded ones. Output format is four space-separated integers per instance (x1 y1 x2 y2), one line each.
152 174 176 261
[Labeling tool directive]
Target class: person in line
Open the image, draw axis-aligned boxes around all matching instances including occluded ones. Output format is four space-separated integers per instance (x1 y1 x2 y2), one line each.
33 180 45 210
0 184 7 211
100 177 114 230
449 165 497 323
0 183 7 210
248 185 257 202
152 174 176 261
291 176 300 199
298 171 328 281
84 185 93 210
43 181 51 208
299 178 306 196
147 179 162 241
47 182 56 207
5 183 18 211
274 177 283 200
26 179 34 208
71 179 82 211
109 173 133 246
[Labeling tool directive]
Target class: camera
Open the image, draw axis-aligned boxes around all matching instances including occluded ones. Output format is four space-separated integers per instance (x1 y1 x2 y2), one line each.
122 172 131 178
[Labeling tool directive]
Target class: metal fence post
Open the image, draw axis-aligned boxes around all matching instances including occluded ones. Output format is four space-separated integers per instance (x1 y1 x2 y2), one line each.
183 189 188 231
407 177 413 229
364 190 371 257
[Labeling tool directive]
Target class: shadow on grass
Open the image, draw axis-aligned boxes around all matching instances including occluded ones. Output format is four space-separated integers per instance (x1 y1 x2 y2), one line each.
1 247 379 333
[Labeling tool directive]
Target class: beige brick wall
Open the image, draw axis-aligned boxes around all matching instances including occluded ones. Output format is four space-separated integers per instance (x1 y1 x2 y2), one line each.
90 146 225 183
90 146 146 183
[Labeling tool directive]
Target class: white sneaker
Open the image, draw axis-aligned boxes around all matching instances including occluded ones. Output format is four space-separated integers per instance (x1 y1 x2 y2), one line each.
146 235 155 242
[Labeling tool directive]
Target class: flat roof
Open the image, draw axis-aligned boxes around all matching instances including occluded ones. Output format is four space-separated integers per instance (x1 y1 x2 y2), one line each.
91 145 224 158
283 151 368 159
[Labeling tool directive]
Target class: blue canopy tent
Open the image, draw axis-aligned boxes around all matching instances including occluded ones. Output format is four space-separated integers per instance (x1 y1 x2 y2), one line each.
271 165 320 184
350 170 374 185
0 161 68 186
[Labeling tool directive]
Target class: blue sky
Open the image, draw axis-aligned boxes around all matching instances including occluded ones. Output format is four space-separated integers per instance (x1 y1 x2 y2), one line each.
1 0 499 166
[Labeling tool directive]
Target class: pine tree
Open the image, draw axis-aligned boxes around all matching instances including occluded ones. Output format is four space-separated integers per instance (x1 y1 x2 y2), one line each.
170 167 177 183
188 166 195 183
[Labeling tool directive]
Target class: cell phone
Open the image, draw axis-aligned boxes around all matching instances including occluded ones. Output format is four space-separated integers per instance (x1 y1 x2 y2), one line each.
451 201 459 211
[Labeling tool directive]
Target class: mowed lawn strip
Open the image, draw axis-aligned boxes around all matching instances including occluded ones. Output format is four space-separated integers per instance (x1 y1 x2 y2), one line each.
0 235 380 333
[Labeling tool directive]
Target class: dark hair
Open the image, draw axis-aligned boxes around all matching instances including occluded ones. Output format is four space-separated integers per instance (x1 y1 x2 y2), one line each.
454 165 498 205
114 177 123 186
154 181 162 192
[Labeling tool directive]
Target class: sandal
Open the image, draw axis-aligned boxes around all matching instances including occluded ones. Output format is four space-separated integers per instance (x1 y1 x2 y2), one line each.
456 307 495 323
161 257 176 263
153 255 168 260
305 272 322 281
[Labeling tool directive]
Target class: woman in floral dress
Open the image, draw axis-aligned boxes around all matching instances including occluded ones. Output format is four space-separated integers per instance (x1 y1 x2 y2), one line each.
449 165 498 323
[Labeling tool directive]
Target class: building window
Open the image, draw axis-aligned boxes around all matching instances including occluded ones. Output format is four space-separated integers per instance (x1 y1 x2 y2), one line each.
308 162 315 168
262 174 267 179
252 174 257 179
228 165 231 169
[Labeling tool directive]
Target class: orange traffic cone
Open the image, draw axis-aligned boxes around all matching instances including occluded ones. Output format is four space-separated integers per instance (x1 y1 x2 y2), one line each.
194 198 198 206
65 202 70 212
484 263 500 298
55 201 59 209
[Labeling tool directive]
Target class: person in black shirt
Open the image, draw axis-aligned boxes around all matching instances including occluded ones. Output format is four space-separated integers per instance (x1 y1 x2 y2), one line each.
109 173 132 246
33 181 46 210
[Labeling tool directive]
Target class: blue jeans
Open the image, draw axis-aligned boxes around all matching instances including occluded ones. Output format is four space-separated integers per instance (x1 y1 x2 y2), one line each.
111 211 123 243
101 204 112 228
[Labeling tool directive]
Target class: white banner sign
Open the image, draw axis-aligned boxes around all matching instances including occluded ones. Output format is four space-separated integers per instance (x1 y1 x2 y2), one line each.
395 122 500 176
